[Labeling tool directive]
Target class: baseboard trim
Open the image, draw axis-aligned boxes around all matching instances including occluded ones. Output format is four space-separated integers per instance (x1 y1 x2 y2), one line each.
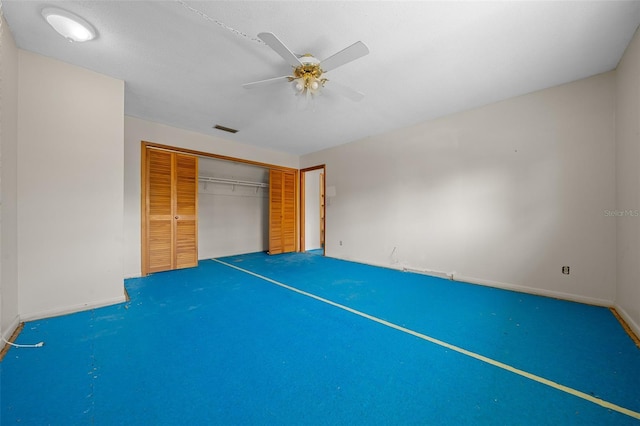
2 315 21 341
326 254 614 307
612 304 640 347
0 314 22 353
453 274 612 307
20 295 127 322
329 256 453 280
400 265 453 280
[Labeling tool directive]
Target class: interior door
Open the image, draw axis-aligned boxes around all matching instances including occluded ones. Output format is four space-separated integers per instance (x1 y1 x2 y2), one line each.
146 149 174 273
174 153 198 269
143 147 198 274
282 170 296 252
269 169 297 254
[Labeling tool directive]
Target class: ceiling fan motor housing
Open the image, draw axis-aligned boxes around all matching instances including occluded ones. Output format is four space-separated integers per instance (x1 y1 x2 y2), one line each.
290 54 326 94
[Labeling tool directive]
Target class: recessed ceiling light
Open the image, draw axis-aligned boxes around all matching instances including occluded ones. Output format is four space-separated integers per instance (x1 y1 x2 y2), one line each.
41 7 96 42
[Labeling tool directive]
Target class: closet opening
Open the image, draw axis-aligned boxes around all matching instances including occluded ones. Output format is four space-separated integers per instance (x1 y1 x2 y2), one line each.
199 157 270 260
141 141 298 276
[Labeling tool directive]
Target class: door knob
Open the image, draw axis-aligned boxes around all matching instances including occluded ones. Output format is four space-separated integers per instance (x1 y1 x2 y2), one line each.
175 216 179 219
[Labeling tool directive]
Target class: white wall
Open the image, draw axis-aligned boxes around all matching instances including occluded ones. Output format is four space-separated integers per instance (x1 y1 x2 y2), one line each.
17 51 126 320
302 72 617 305
124 116 299 277
0 13 20 340
304 169 322 251
198 157 269 259
615 27 640 336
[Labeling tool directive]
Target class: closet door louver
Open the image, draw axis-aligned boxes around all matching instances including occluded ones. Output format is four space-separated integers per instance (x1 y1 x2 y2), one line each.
146 149 174 273
143 148 198 274
269 169 296 255
174 153 198 269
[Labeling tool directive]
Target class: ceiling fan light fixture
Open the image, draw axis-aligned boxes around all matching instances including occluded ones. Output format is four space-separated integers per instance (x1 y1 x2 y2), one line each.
293 78 305 92
41 7 96 42
289 60 327 97
291 76 324 96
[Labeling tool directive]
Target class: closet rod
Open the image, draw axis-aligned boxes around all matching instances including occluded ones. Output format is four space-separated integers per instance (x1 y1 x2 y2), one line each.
198 176 268 189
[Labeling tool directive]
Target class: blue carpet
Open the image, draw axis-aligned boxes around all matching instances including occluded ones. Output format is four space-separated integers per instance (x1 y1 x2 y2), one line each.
2 252 639 425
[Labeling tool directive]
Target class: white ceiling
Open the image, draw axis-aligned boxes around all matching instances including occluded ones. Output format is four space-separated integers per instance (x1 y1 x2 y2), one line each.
3 1 640 155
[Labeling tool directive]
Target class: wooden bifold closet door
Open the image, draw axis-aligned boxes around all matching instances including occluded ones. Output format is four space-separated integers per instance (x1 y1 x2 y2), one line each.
142 147 198 275
269 169 297 255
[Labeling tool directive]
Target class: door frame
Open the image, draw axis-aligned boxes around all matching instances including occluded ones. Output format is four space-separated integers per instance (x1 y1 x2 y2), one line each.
141 141 298 275
300 165 326 255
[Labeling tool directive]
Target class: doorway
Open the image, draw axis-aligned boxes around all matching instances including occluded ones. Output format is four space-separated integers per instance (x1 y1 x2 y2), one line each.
300 165 326 255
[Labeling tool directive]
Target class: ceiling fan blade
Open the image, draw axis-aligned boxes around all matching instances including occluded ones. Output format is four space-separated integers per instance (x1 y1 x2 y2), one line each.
320 41 369 72
327 80 365 102
242 75 290 89
258 32 303 67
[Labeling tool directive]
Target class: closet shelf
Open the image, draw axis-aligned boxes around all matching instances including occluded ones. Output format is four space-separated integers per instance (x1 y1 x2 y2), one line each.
198 176 269 189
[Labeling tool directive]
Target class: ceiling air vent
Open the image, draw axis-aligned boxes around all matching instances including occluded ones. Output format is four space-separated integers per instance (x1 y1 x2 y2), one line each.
213 124 238 134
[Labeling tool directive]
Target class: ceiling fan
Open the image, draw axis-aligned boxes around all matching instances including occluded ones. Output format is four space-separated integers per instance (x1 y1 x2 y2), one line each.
243 32 370 102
